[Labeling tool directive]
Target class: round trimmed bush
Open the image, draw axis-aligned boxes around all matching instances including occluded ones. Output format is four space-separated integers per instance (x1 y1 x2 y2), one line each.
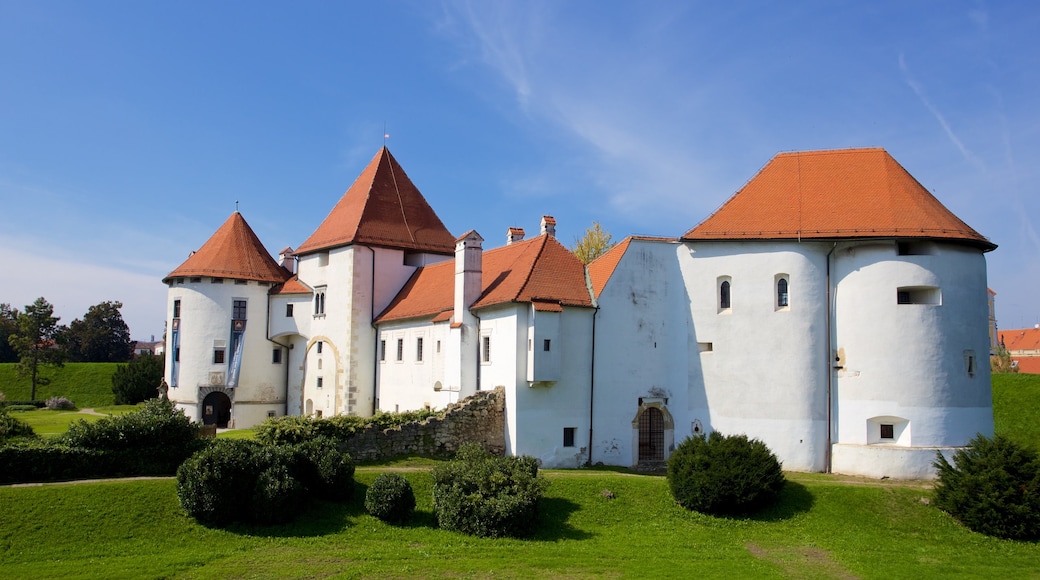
251 461 306 526
365 472 416 523
176 439 262 527
290 437 355 501
933 434 1040 540
667 431 785 516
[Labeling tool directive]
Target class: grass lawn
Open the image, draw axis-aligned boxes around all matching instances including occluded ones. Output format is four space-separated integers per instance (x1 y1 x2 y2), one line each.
0 470 1038 579
992 372 1040 449
0 362 120 408
9 406 141 437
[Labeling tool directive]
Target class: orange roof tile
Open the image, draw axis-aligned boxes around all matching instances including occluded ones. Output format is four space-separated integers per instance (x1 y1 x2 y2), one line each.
376 234 594 323
271 275 312 295
164 213 291 284
999 328 1040 353
1013 357 1040 374
295 147 455 255
587 237 632 299
682 148 995 250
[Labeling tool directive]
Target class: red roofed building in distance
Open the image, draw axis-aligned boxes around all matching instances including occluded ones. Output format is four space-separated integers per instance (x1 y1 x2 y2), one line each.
164 146 995 479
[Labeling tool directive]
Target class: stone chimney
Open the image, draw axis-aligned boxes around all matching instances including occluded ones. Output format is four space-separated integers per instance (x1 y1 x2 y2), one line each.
279 247 296 273
506 227 525 245
540 215 556 237
455 231 483 320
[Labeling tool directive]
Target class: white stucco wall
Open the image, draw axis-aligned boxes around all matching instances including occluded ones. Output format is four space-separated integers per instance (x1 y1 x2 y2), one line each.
376 319 456 412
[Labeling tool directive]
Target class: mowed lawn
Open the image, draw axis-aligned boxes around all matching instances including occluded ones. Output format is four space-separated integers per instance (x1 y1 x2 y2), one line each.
1 469 1039 579
0 362 121 408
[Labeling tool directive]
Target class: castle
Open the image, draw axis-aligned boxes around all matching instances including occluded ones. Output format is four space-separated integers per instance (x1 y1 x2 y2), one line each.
163 146 995 478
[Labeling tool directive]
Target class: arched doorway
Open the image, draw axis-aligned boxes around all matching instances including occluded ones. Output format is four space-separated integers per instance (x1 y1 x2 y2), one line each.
202 391 232 428
638 407 664 461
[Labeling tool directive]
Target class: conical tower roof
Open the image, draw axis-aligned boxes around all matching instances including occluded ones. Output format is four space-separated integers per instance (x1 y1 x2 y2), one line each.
163 212 291 283
682 148 995 250
295 147 456 255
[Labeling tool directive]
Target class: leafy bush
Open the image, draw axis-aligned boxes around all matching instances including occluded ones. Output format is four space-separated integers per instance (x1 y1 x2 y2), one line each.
3 401 46 409
431 443 546 538
5 404 39 412
667 432 786 516
0 407 37 441
254 409 439 446
933 434 1040 540
176 438 355 527
365 472 416 523
44 396 75 410
111 353 163 405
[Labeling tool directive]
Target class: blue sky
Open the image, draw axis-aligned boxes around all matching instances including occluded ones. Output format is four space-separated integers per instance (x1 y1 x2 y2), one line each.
1 1 1037 340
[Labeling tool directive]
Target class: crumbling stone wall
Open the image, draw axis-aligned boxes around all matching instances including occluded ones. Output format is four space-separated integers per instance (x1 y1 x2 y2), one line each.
341 387 504 462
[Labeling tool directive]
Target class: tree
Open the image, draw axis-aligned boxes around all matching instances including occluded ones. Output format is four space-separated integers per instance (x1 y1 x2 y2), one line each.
571 221 617 264
8 297 66 401
991 343 1019 374
65 301 134 363
111 353 164 404
0 303 19 363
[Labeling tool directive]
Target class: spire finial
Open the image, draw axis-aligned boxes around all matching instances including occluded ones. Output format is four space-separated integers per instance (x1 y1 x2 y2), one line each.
235 200 240 213
383 122 389 146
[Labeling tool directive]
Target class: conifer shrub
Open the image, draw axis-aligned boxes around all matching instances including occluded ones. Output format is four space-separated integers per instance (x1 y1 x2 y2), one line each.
365 472 416 523
933 434 1040 540
111 353 163 405
431 443 547 538
0 407 37 441
667 431 786 516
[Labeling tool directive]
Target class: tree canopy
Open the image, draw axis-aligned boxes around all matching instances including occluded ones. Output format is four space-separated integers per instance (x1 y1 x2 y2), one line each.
8 297 66 401
0 303 19 363
571 222 617 265
66 301 134 363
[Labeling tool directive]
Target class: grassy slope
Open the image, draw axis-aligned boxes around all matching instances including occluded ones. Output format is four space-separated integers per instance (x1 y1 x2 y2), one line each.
0 362 119 408
1 471 1038 579
992 373 1040 449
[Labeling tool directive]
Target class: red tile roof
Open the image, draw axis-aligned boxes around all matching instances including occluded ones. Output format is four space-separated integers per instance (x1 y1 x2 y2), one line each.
271 275 312 295
295 147 456 256
682 148 995 250
1013 357 1040 374
1000 328 1040 353
376 234 594 323
164 213 291 284
587 237 632 298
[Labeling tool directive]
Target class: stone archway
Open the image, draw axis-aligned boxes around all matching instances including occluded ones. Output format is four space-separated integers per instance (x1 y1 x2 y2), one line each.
202 391 232 428
631 398 675 467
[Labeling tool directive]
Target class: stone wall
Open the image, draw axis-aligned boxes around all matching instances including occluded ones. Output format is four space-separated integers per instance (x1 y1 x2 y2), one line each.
341 387 505 462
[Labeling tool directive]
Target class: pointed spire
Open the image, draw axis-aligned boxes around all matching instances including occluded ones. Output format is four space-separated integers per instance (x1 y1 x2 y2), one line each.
296 147 456 255
163 213 290 283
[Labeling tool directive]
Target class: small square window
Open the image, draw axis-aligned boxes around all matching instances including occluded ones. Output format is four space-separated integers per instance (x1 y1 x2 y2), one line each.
235 279 247 285
190 277 202 283
543 339 551 352
317 377 324 389
286 304 294 317
212 278 224 284
563 427 576 447
213 349 225 364
267 410 276 418
880 424 894 439
272 349 282 364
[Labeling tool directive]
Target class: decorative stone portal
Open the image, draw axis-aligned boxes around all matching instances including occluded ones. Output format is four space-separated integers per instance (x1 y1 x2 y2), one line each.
631 397 675 468
201 390 232 428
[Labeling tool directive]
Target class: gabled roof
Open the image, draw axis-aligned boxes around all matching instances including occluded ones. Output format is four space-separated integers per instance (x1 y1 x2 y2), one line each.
376 234 594 324
999 328 1040 352
271 275 312 295
588 237 632 299
164 212 291 284
295 147 456 256
682 148 995 250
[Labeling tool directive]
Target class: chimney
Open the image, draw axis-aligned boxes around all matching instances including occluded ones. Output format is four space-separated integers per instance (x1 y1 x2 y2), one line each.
455 231 484 321
540 215 556 237
279 247 296 273
507 227 525 245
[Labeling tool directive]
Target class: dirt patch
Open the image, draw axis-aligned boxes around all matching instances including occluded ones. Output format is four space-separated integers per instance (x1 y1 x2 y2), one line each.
746 542 859 579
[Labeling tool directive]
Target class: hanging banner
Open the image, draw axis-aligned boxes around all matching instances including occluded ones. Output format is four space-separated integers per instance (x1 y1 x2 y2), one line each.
227 320 246 388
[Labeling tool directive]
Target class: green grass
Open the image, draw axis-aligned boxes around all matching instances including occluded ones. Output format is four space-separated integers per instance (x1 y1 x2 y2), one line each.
8 406 140 437
0 362 120 408
992 372 1040 450
0 470 1037 579
215 428 257 440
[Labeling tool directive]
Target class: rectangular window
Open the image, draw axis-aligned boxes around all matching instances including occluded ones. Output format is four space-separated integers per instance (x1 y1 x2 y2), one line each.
396 338 404 361
436 340 441 354
286 304 294 317
317 377 323 389
235 279 247 285
213 349 225 364
543 339 551 352
563 427 576 447
897 286 941 305
380 339 386 362
482 336 491 363
173 299 181 319
190 277 202 283
317 341 323 354
267 410 276 418
880 424 894 439
175 347 180 362
314 288 326 316
233 300 247 320
272 348 282 364
416 337 424 362
212 278 224 284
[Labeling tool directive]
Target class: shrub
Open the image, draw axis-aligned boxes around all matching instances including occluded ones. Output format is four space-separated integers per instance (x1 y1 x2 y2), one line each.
177 439 263 526
365 473 416 523
431 443 547 538
667 431 786 516
0 407 37 441
111 353 163 405
44 396 75 410
250 451 306 526
933 434 1040 540
255 408 440 446
289 437 355 501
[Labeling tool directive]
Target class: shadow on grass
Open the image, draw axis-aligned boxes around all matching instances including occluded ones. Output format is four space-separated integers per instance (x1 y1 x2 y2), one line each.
530 496 594 541
744 480 815 522
222 482 371 538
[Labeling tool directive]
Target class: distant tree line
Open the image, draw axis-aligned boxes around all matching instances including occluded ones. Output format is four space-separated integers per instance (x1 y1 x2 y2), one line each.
1 297 136 400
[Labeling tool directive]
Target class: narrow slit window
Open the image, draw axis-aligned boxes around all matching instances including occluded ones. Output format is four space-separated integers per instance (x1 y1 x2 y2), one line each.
563 427 576 447
286 304 294 317
543 339 551 352
777 278 789 308
272 348 282 364
482 336 491 363
416 337 424 362
396 338 404 361
720 280 731 309
379 340 386 362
